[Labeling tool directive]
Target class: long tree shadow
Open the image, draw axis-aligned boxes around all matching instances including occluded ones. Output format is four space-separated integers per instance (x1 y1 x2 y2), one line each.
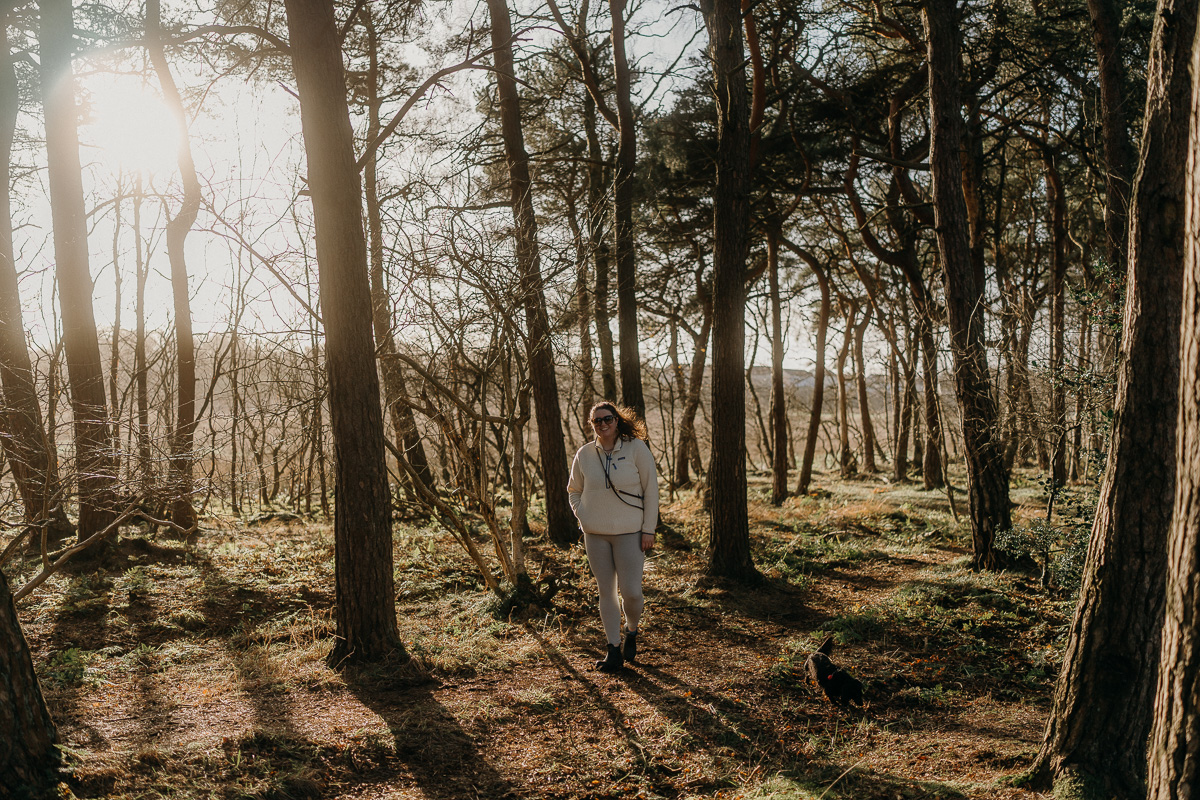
345 669 515 799
691 574 818 627
33 546 124 751
625 661 969 799
195 551 306 740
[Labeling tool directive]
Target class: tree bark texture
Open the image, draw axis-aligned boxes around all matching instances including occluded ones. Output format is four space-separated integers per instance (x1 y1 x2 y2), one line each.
40 0 118 541
0 570 58 793
1039 0 1194 795
485 0 576 546
0 16 70 538
583 92 618 403
283 0 401 665
924 0 1011 568
1147 23 1200 797
609 0 644 416
702 0 757 581
147 0 200 530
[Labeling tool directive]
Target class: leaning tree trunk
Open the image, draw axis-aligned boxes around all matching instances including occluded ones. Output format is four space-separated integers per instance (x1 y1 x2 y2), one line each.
924 0 1010 568
0 14 71 540
1034 0 1195 795
40 0 117 542
363 12 434 491
147 0 200 531
485 0 576 546
0 569 58 793
283 0 402 666
702 0 757 582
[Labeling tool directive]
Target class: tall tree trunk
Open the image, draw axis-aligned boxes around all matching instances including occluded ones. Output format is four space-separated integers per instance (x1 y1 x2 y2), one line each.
767 228 788 504
133 178 151 493
609 0 643 415
0 15 71 539
796 252 830 495
853 304 878 473
40 0 117 541
1044 151 1069 489
674 280 711 489
1147 26 1200 799
835 303 854 478
229 327 240 516
108 183 121 434
147 0 200 530
485 0 576 545
895 321 918 483
924 0 1010 568
363 11 434 490
569 196 596 415
1087 0 1136 284
674 340 708 488
919 322 944 489
1034 0 1195 795
1070 310 1091 481
283 0 402 665
702 0 757 582
0 569 58 793
1087 0 1138 375
583 91 618 402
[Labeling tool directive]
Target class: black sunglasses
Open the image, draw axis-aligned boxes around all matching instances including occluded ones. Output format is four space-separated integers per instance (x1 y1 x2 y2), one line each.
592 414 616 426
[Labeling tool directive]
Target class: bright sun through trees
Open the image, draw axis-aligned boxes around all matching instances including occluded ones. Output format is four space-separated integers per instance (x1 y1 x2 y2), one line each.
82 77 180 176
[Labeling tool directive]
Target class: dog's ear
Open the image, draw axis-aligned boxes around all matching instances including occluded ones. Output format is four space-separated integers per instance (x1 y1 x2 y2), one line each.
817 635 834 656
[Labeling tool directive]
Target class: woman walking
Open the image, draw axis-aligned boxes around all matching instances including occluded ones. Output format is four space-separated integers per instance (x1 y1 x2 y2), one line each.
568 402 659 671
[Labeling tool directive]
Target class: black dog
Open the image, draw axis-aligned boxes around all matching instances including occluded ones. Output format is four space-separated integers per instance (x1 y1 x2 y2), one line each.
805 636 864 707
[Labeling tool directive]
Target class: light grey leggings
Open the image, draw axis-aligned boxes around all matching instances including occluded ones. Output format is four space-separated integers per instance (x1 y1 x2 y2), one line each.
585 532 645 646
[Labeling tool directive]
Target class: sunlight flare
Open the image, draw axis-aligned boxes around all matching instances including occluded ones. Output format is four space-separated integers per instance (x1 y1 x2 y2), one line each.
82 77 181 177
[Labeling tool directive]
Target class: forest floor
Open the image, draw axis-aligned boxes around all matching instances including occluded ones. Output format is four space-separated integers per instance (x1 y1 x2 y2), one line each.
14 469 1074 800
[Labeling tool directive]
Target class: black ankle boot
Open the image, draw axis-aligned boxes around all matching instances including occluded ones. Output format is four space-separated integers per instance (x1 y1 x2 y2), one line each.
623 631 637 663
596 644 624 672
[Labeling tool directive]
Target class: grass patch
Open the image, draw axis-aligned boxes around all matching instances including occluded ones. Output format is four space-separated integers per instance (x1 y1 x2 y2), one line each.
24 472 1062 800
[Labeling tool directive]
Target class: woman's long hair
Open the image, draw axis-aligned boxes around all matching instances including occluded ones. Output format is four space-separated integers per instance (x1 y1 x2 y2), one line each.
589 401 648 441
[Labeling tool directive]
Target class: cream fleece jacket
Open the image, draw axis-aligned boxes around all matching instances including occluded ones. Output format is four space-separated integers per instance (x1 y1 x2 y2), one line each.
567 436 660 535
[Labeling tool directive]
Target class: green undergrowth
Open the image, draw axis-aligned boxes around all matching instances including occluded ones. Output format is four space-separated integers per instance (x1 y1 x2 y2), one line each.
745 769 967 800
771 569 1070 702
